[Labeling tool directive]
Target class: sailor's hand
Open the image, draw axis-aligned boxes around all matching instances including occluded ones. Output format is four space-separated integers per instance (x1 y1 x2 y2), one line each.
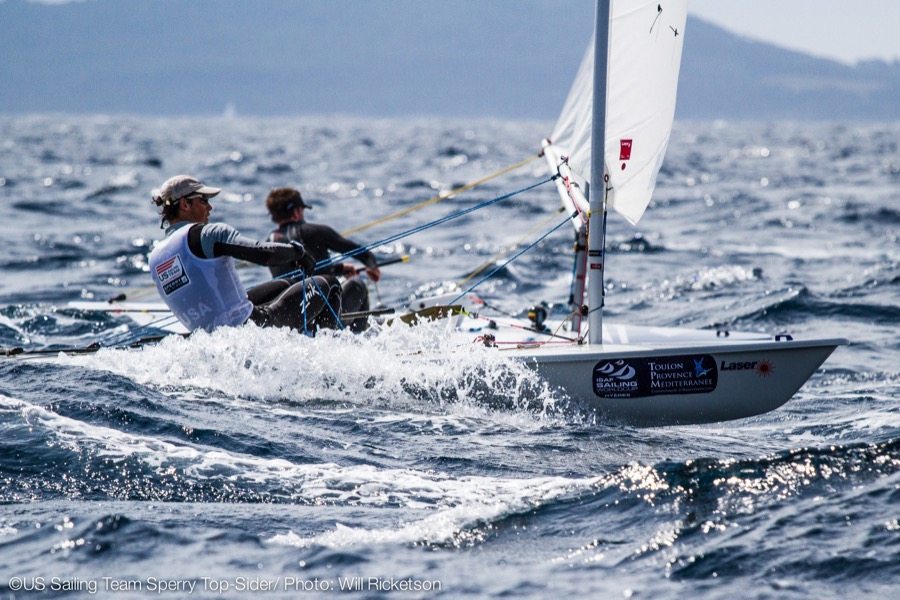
300 252 317 275
340 264 357 278
365 267 382 282
290 241 317 275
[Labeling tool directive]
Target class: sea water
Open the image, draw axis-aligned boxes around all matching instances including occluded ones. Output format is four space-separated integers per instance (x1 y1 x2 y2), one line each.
0 115 897 598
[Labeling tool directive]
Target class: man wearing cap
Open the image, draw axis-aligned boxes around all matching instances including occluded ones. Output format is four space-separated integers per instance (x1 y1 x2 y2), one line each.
265 187 380 333
149 175 342 334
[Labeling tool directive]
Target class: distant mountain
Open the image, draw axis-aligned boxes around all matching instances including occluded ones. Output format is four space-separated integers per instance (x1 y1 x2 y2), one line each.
1 0 897 120
678 19 900 120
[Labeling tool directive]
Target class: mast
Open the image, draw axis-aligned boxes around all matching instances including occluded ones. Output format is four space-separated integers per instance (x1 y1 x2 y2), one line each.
587 0 610 345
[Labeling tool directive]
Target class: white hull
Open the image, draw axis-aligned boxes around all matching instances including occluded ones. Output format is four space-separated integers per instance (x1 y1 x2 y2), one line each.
505 338 842 426
443 304 845 426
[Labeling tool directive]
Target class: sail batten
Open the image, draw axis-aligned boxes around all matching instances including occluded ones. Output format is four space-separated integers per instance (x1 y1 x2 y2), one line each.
548 0 687 225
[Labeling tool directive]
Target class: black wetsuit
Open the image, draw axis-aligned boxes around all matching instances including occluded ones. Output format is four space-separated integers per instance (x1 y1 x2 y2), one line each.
183 222 341 333
268 221 376 332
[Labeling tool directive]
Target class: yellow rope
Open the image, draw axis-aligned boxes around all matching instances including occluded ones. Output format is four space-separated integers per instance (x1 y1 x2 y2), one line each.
341 153 541 238
457 206 566 287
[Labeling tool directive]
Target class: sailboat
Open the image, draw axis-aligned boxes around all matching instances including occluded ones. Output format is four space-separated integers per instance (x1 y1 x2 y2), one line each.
49 0 845 426
433 0 846 426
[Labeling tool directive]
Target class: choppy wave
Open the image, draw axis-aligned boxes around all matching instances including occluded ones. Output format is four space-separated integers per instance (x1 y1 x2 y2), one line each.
0 116 897 597
66 323 567 418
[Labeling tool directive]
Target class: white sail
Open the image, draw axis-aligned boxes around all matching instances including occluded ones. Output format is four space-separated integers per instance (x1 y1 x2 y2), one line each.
550 0 687 225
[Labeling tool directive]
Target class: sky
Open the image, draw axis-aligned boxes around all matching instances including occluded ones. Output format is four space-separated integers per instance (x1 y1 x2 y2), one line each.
689 0 900 64
19 0 900 65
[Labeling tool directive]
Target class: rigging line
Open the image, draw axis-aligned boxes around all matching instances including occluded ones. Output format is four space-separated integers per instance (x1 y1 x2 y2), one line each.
457 206 567 287
307 274 345 331
340 153 541 238
551 307 581 344
275 175 556 281
102 313 182 349
301 272 309 336
468 313 578 343
446 210 577 308
479 301 519 319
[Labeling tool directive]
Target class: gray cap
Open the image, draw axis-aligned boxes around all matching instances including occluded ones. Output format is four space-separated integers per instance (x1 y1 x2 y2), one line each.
157 175 221 204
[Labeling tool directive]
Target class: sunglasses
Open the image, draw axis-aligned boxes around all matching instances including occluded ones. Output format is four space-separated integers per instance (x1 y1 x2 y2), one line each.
185 194 211 205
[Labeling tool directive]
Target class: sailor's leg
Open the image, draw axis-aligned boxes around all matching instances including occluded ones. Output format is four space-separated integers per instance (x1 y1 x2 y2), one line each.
309 276 343 330
341 278 370 333
247 279 291 304
249 276 341 332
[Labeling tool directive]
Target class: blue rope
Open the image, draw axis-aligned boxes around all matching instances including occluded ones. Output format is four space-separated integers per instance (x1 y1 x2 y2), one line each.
307 274 345 330
275 175 555 281
300 272 310 336
447 211 577 307
101 313 181 348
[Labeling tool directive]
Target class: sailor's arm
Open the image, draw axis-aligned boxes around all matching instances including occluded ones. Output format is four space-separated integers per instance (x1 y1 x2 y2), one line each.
317 224 380 280
191 223 313 270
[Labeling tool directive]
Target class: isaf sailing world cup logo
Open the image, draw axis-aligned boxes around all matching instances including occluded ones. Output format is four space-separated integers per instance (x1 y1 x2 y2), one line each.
596 360 636 380
593 359 639 397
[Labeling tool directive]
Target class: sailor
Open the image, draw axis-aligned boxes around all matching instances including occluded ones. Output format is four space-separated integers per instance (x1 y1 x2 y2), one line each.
265 187 380 332
149 175 342 334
